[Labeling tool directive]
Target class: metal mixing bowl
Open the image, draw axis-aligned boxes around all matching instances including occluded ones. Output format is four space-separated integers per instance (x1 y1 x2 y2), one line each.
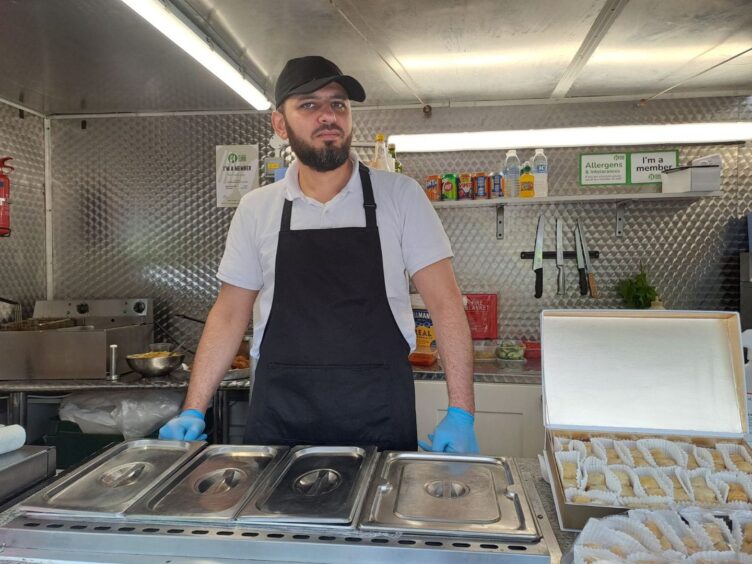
126 352 185 378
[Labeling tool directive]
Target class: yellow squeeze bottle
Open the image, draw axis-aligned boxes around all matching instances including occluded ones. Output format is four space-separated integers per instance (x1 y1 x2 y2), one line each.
519 162 535 198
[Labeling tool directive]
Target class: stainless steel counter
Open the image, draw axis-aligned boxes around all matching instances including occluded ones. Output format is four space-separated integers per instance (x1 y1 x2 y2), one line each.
416 358 542 385
0 359 542 393
0 454 573 563
0 361 542 444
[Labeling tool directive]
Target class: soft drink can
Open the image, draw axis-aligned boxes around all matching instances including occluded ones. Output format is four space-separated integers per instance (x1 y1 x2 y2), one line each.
491 173 504 198
458 172 473 199
425 175 442 201
473 172 489 199
441 173 458 200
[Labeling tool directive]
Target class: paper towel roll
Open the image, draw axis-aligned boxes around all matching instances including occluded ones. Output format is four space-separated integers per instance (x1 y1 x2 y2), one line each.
0 425 26 455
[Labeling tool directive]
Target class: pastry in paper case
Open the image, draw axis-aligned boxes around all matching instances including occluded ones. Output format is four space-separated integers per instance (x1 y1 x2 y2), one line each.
687 468 728 505
679 509 735 553
628 509 688 554
592 437 624 465
636 438 688 468
602 515 664 554
713 471 752 505
658 467 693 503
555 449 581 489
582 457 622 496
717 443 752 474
610 464 645 499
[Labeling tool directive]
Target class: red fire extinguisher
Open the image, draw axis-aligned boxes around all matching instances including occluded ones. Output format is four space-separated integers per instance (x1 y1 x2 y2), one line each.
0 157 14 237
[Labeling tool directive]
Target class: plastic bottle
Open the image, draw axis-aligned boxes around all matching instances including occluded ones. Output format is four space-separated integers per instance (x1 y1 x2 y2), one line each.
387 143 402 173
370 133 393 171
503 150 520 197
532 148 548 197
519 161 535 198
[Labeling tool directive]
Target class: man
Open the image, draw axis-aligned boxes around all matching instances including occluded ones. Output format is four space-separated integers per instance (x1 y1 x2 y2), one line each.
160 56 477 453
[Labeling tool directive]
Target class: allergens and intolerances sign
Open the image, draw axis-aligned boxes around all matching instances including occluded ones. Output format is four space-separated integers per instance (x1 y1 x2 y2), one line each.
579 153 628 186
216 144 259 207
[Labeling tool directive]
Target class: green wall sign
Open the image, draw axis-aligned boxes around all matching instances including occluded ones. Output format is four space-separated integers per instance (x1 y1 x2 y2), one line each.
579 150 679 186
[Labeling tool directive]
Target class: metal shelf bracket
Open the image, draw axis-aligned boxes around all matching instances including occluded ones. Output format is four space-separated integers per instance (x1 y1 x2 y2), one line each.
615 202 627 237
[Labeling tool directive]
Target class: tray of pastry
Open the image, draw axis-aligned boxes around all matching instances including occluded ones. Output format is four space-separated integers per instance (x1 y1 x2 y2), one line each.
540 310 748 531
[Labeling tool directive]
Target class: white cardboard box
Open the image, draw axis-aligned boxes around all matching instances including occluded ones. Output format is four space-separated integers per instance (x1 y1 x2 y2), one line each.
661 165 721 193
541 309 747 531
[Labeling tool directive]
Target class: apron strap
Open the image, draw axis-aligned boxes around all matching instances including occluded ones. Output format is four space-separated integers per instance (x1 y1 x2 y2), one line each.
280 162 377 232
359 163 377 229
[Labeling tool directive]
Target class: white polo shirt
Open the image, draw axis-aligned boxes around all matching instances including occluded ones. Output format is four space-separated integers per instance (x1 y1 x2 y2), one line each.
217 152 453 359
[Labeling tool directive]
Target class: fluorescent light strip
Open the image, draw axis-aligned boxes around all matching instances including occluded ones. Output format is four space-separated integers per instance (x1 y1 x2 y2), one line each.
389 122 752 152
120 0 271 110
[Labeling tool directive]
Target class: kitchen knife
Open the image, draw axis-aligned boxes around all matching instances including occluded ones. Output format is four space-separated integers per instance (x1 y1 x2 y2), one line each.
577 220 598 298
574 225 588 296
555 218 565 295
533 215 545 298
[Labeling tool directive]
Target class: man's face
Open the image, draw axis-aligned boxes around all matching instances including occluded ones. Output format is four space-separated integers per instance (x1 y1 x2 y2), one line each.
272 82 353 172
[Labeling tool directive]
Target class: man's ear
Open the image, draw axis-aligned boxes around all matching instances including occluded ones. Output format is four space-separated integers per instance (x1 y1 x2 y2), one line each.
271 111 288 141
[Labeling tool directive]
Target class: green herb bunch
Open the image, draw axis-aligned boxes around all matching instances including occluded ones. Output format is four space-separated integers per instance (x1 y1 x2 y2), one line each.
617 266 657 309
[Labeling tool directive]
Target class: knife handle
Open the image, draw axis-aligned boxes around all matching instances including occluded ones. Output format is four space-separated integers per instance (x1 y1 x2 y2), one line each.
557 267 565 295
578 269 588 296
588 273 598 298
535 268 543 299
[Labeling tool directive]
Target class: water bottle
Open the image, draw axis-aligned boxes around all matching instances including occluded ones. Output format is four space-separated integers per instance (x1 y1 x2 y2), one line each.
532 148 548 198
503 150 520 197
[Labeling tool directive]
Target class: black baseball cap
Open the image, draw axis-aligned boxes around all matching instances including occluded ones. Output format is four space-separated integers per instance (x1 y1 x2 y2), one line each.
274 56 366 109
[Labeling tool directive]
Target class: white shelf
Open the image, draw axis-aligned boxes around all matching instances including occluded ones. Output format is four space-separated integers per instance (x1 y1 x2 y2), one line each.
431 190 722 208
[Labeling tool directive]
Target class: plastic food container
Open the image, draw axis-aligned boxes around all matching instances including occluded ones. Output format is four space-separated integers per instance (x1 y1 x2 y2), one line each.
522 340 541 359
408 350 438 366
473 339 498 361
495 340 526 361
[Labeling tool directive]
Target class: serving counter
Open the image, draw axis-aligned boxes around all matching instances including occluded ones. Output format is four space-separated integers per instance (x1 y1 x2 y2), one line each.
0 451 575 563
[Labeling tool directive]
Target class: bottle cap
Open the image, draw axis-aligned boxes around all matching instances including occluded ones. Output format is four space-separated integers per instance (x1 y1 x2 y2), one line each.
506 149 517 156
535 148 544 153
375 133 385 142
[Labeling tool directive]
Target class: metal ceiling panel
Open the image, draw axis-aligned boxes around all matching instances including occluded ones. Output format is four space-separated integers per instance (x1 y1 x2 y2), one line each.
187 0 607 105
569 0 752 97
183 0 420 105
0 0 251 114
0 0 751 114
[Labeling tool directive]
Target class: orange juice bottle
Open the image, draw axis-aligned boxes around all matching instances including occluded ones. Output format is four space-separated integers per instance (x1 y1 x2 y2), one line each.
519 161 535 198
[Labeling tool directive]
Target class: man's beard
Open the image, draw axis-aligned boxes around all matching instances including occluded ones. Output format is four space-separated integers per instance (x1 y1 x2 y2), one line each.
286 122 352 172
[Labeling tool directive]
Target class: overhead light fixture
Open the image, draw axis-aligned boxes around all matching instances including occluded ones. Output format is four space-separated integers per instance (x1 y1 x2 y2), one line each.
389 122 752 152
119 0 271 110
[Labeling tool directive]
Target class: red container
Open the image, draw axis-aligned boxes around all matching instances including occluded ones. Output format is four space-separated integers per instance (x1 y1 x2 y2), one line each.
522 340 541 359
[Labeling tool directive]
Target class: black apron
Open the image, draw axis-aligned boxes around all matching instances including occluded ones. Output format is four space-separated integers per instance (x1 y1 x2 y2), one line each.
244 163 417 451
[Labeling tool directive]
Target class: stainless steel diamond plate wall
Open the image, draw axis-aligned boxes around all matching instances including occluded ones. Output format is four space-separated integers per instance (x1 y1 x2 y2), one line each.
44 96 751 343
0 104 46 322
50 114 274 344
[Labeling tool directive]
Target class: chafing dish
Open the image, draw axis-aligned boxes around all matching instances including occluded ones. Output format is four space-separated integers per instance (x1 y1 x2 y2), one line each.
126 445 287 521
359 451 539 542
20 439 204 517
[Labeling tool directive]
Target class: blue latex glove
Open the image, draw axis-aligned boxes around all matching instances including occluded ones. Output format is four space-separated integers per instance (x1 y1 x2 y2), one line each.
418 406 479 454
158 409 207 441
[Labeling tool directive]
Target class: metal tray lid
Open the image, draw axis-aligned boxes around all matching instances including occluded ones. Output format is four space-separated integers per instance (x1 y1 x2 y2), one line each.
358 452 539 541
541 310 747 437
236 445 377 525
20 439 205 517
125 445 288 521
